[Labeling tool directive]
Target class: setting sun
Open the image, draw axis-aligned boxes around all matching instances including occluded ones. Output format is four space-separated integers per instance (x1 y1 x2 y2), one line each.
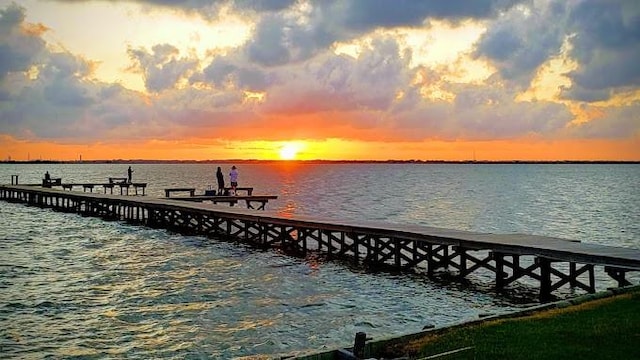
279 142 303 160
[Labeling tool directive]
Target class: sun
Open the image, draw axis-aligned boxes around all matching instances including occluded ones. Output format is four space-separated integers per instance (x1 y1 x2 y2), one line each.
279 142 301 160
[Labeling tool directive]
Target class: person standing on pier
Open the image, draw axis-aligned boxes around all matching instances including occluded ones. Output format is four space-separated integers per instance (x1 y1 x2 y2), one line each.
216 166 225 195
127 166 134 183
229 165 238 195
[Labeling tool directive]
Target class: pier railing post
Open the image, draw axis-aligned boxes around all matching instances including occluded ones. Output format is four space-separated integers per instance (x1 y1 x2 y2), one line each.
353 332 367 359
538 257 552 302
494 252 506 289
457 246 467 279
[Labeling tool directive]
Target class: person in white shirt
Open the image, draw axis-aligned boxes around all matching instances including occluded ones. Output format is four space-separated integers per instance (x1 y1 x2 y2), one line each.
229 166 239 194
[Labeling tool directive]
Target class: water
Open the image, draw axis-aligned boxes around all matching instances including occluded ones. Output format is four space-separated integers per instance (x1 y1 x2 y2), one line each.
1 162 639 359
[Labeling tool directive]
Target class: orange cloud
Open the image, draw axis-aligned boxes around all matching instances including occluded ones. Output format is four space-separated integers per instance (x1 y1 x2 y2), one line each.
22 22 49 36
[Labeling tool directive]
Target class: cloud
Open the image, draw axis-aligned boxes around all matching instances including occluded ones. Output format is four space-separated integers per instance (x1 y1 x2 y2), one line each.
233 0 297 12
569 102 640 139
338 0 524 31
200 55 273 91
562 0 640 101
449 81 573 139
0 3 46 81
261 36 413 115
245 14 292 66
475 0 640 101
127 44 198 92
1 0 638 152
474 0 567 87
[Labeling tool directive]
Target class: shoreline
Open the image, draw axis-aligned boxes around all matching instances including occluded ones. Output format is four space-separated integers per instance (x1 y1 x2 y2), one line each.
292 284 640 359
2 159 639 165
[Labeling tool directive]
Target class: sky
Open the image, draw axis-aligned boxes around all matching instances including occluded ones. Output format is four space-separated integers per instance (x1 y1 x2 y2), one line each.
0 0 639 161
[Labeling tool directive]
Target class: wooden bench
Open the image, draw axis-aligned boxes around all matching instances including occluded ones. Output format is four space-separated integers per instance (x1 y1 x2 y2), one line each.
169 195 278 210
165 188 196 197
109 177 128 184
42 178 62 188
131 183 147 196
58 183 146 195
224 187 254 196
102 183 115 194
106 182 146 195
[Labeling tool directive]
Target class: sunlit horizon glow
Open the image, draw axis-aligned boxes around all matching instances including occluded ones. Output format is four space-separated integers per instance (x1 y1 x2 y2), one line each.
1 0 639 161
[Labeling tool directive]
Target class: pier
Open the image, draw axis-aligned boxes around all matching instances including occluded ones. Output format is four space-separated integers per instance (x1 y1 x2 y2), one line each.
1 184 639 302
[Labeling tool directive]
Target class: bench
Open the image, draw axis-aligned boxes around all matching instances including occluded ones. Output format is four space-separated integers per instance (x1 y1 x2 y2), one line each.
165 188 196 197
224 187 254 196
169 195 278 210
57 183 146 196
42 178 62 188
109 177 128 184
131 183 147 196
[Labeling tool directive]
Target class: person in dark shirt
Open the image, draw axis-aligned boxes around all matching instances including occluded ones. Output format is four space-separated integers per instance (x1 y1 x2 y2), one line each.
216 166 225 195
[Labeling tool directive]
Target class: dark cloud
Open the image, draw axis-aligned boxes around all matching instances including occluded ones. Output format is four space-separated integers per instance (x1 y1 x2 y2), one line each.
49 0 296 16
245 15 291 66
0 3 46 81
474 0 566 86
200 55 273 91
127 44 198 92
476 0 640 101
241 1 527 67
562 0 640 101
233 0 297 12
340 0 524 31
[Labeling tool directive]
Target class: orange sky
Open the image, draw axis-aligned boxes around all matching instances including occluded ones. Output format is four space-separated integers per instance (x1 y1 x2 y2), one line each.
1 1 639 161
3 135 638 162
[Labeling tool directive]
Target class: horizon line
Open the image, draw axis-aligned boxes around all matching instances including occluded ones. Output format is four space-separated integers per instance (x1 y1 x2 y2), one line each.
2 159 639 164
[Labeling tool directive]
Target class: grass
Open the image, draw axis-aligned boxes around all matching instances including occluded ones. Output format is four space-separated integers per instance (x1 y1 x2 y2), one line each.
380 290 640 360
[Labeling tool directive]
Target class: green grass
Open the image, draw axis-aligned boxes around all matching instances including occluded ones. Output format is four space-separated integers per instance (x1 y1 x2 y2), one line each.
381 290 640 360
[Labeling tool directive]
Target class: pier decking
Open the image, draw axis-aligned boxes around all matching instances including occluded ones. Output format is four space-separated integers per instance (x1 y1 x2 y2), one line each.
1 184 639 302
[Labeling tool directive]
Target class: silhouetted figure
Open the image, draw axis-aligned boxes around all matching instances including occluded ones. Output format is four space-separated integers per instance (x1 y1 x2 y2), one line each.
43 171 52 187
216 166 225 195
127 166 133 183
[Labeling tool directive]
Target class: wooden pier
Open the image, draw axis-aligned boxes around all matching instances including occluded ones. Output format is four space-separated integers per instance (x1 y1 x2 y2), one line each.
1 184 639 302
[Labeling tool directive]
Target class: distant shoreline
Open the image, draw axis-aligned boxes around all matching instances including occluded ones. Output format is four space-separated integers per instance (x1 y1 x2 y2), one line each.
1 159 639 165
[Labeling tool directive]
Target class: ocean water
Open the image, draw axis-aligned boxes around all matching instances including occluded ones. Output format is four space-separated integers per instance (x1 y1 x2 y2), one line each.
1 163 639 358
